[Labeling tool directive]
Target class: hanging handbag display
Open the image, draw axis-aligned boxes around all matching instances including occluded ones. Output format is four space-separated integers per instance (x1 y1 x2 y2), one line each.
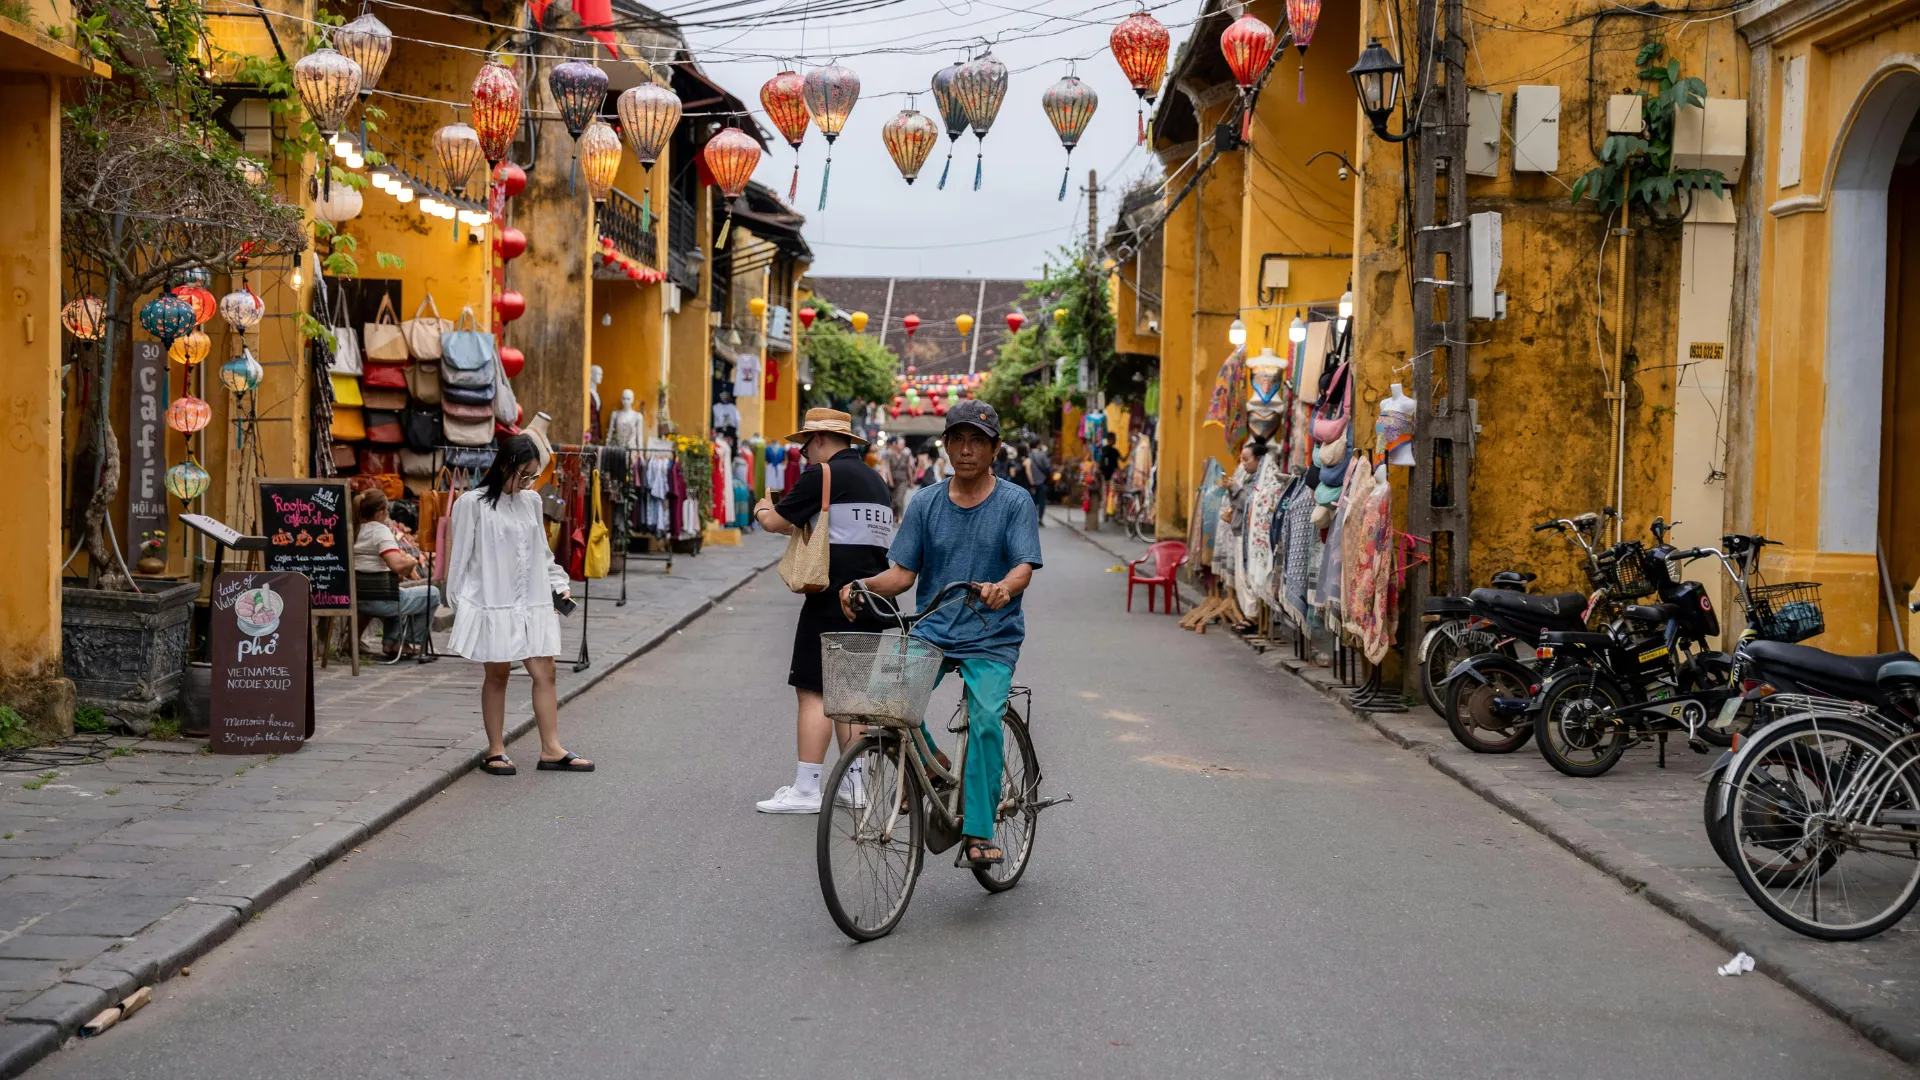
329 373 363 407
492 351 520 426
584 476 610 579
443 413 494 447
440 307 497 388
399 447 440 479
330 405 366 441
442 398 494 422
363 293 410 362
331 442 360 471
362 363 408 390
402 407 442 452
777 464 832 593
359 448 400 475
362 386 408 411
442 382 496 406
444 444 495 469
365 410 404 444
1311 362 1352 443
328 287 363 376
404 361 441 405
403 295 451 361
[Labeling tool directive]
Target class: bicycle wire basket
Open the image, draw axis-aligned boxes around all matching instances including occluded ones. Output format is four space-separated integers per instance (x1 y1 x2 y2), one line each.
1594 541 1656 600
1746 581 1826 644
821 632 947 729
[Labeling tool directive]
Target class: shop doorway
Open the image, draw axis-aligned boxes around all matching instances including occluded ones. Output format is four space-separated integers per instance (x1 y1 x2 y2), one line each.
1880 116 1920 649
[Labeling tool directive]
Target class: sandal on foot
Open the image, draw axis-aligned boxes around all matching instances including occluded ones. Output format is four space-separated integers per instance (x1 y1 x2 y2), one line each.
963 839 1003 867
537 751 595 772
481 754 516 776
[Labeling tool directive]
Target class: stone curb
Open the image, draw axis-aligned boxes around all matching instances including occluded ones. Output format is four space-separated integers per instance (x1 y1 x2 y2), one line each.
1054 517 1920 1068
0 550 782 1078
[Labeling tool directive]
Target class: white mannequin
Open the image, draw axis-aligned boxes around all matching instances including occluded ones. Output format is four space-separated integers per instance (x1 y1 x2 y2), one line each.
608 388 644 450
1380 382 1416 466
589 364 604 435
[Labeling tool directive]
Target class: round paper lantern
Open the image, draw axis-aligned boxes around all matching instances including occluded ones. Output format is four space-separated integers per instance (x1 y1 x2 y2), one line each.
1042 76 1099 199
797 307 816 331
167 395 212 433
493 228 526 261
548 60 608 140
61 295 106 341
1220 14 1276 139
703 127 760 199
139 293 196 346
164 460 210 501
333 13 393 93
953 54 1009 189
881 108 939 185
617 82 681 169
292 48 361 133
760 70 810 202
499 344 525 378
220 350 264 393
902 312 920 338
930 61 969 189
470 61 523 166
171 285 216 325
1006 310 1025 333
218 288 265 333
802 63 860 209
169 329 211 366
496 161 527 197
494 290 526 323
1112 11 1171 142
850 311 869 333
579 120 622 203
749 295 768 319
433 123 485 193
312 179 363 224
955 312 974 337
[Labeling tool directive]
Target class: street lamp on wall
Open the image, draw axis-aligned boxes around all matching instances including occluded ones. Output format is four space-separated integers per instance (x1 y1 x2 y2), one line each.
1349 39 1416 143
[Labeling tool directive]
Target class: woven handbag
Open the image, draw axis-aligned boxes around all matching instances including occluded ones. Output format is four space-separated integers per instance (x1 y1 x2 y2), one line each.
363 293 409 363
777 464 832 594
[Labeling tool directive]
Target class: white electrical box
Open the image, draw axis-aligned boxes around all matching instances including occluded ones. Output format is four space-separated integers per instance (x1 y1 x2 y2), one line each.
1672 97 1748 183
1467 90 1503 177
1607 94 1647 135
1260 257 1290 292
1513 86 1560 173
1469 212 1503 321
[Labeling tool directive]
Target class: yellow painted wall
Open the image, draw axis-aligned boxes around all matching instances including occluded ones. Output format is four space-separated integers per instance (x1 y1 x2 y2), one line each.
1152 152 1198 538
666 183 713 437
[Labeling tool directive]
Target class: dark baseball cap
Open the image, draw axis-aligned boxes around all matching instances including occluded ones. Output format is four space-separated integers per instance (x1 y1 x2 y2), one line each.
943 399 1000 440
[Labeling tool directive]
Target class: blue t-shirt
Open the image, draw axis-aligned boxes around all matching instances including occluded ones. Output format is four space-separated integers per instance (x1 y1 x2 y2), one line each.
888 478 1044 667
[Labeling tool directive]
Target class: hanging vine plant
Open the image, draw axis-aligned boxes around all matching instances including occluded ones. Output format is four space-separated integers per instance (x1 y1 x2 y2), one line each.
1570 42 1727 221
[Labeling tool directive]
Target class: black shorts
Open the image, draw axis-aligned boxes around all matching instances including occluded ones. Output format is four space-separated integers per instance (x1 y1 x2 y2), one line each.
789 594 889 693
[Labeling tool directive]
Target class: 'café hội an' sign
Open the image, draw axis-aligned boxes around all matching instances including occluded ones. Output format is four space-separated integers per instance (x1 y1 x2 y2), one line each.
126 342 166 568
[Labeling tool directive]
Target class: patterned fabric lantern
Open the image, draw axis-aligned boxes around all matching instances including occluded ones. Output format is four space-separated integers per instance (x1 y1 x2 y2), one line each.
703 127 761 248
952 54 1008 191
167 395 212 433
881 108 939 185
902 312 920 338
617 82 681 168
1042 76 1099 200
760 71 810 203
61 295 106 341
802 63 860 211
434 123 485 193
293 48 361 134
470 61 523 167
548 60 607 139
169 329 211 366
579 120 621 203
930 62 969 190
1285 0 1321 102
220 350 265 393
164 460 210 501
333 14 393 93
218 288 264 333
139 293 196 346
171 285 216 325
1220 14 1276 142
1111 11 1171 144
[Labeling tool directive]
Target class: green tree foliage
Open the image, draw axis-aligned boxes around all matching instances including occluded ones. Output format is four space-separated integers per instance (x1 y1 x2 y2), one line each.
979 325 1070 438
800 298 900 410
978 249 1118 437
1571 41 1728 219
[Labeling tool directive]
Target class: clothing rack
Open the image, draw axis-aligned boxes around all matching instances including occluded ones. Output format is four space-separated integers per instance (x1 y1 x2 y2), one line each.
618 446 681 586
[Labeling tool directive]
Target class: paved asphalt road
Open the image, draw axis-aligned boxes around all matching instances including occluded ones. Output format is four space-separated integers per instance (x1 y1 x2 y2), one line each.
33 529 1912 1079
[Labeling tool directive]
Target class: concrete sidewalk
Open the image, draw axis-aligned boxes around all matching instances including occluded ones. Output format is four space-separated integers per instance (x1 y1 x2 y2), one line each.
0 533 782 1075
1055 509 1920 1068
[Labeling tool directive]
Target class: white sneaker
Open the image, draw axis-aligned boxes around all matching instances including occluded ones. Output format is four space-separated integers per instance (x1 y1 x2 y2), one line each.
755 785 822 814
832 773 867 809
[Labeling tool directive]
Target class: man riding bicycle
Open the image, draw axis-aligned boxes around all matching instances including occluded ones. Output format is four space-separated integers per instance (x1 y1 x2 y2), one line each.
840 400 1043 867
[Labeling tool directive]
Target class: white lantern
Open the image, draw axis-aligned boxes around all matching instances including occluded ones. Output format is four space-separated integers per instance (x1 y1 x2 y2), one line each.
312 180 364 224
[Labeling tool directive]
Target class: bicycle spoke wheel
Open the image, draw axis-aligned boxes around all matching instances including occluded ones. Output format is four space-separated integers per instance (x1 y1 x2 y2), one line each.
818 733 924 941
1728 718 1920 940
973 710 1040 893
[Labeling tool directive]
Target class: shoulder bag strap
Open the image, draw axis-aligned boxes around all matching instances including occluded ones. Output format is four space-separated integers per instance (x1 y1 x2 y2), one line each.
455 305 477 332
376 292 399 325
817 461 832 524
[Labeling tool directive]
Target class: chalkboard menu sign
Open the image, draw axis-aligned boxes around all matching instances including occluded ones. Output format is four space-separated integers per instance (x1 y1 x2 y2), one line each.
257 479 355 612
209 570 313 754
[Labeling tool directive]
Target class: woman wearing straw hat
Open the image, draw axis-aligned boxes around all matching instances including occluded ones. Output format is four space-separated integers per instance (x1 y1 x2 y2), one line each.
750 408 896 814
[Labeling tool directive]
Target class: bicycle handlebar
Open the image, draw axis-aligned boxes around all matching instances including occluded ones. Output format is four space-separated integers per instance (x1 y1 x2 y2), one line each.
1532 521 1559 533
846 579 982 632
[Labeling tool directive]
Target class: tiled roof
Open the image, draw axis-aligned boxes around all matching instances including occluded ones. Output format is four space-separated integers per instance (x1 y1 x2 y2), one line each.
804 276 1032 376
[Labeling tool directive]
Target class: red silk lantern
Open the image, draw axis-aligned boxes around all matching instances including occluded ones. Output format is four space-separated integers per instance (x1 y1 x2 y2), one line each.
760 70 810 203
494 226 527 261
470 62 523 166
499 344 525 378
1285 0 1321 102
902 312 920 338
1006 310 1025 333
495 160 527 198
1221 15 1276 142
166 395 212 433
171 285 217 325
1112 11 1172 143
889 406 901 419
495 289 526 323
797 306 816 331
703 127 761 248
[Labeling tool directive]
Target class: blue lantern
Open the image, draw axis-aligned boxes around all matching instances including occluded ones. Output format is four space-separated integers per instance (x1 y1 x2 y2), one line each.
168 267 213 290
139 294 196 346
220 350 264 393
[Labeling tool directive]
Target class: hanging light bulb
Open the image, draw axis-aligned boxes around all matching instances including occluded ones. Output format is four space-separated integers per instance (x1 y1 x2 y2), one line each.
1289 316 1308 343
333 137 352 160
1338 290 1354 319
395 183 415 203
291 263 303 288
1228 318 1248 347
368 167 391 190
345 149 365 169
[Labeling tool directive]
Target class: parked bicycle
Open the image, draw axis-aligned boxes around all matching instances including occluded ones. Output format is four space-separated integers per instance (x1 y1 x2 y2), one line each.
1116 486 1153 543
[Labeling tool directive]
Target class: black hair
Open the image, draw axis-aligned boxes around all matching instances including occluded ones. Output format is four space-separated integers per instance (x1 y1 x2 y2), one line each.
1246 437 1271 459
478 434 542 508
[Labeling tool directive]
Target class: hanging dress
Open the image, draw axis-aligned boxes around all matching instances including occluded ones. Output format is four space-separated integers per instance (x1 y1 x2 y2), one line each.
1243 452 1286 603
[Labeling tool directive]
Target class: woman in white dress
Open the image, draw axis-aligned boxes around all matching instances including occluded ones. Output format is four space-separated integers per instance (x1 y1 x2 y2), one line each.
444 434 594 775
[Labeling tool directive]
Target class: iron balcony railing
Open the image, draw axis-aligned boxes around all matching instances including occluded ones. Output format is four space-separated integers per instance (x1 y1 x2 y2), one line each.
666 187 698 292
596 188 659 277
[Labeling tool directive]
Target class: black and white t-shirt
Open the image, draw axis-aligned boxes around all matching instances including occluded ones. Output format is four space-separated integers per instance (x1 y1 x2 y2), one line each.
775 447 894 597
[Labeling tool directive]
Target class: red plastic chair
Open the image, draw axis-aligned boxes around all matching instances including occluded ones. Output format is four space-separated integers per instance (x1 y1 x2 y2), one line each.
1127 541 1188 614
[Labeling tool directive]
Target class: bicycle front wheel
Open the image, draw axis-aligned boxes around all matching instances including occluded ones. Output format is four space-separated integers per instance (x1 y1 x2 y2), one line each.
973 709 1040 893
818 732 925 941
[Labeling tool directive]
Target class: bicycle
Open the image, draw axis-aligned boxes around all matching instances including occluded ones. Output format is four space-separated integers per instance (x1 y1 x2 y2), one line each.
1115 486 1152 543
815 581 1071 941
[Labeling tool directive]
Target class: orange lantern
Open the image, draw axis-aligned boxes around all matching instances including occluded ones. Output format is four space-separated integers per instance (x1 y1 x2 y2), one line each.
703 127 761 249
760 70 810 203
1111 11 1171 144
171 285 217 325
1220 15 1276 142
168 329 211 366
579 120 622 204
167 395 212 433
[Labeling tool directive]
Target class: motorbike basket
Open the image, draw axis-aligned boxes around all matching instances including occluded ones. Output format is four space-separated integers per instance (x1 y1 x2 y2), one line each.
1595 542 1656 599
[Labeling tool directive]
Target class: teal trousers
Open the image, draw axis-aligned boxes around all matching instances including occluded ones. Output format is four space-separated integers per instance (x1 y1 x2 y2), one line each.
921 657 1014 840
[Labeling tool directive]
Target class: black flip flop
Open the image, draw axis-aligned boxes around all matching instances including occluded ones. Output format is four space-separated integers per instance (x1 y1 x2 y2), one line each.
481 754 516 776
537 752 595 773
962 840 1004 867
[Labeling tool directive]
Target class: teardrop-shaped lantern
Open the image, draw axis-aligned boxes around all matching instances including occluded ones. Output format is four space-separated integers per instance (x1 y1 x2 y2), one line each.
218 288 265 333
333 14 393 93
1285 0 1321 102
579 120 621 204
220 349 265 393
171 285 217 325
292 48 361 134
165 460 210 501
139 293 196 346
470 61 523 167
802 63 860 211
704 127 761 249
1111 11 1171 143
1220 15 1276 141
760 70 810 203
167 395 212 434
952 54 1008 191
617 81 681 169
902 312 920 338
881 108 939 185
1042 76 1099 200
930 61 969 190
62 295 106 341
1006 310 1025 333
434 123 485 193
955 312 974 337
312 179 363 224
549 60 608 140
169 329 212 367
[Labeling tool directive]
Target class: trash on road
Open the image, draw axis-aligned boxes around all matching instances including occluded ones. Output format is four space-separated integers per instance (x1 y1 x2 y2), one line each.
1718 952 1755 977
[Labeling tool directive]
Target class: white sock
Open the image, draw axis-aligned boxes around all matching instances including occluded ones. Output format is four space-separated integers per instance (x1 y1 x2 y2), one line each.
794 761 823 798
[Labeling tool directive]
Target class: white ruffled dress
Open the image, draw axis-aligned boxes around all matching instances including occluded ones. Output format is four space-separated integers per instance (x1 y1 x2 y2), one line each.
444 489 568 662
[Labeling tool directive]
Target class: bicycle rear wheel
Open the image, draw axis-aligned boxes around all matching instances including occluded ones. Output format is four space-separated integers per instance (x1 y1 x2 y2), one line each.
973 710 1040 893
818 732 924 941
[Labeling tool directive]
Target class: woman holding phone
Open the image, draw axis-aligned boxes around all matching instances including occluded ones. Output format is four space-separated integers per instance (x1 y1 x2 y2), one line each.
444 432 594 776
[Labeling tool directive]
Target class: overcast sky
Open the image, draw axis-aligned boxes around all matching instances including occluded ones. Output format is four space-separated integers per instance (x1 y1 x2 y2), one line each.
681 1 1194 278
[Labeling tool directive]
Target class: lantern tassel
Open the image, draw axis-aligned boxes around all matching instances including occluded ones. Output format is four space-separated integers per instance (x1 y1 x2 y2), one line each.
973 152 982 192
1298 64 1306 104
1058 164 1069 201
938 151 953 190
788 159 799 204
640 190 652 233
1240 91 1253 142
1137 106 1145 146
817 155 832 212
715 211 732 250
570 154 577 196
